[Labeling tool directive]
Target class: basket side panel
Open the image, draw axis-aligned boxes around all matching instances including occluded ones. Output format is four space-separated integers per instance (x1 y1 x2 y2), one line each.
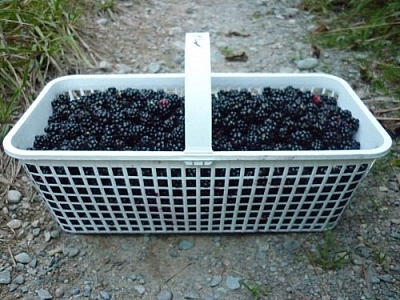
22 158 373 234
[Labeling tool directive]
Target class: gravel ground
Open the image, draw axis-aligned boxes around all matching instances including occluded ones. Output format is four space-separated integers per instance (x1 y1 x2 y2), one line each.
1 0 400 299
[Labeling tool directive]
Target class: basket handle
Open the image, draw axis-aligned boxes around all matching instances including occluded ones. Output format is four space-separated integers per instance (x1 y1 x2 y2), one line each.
184 32 213 154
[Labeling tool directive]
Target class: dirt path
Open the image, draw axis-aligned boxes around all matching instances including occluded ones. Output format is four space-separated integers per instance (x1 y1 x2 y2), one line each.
1 1 400 300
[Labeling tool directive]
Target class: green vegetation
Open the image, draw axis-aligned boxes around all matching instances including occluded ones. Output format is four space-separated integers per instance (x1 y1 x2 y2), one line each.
0 0 98 142
372 249 388 264
302 0 400 98
307 230 350 270
219 46 236 57
241 279 270 300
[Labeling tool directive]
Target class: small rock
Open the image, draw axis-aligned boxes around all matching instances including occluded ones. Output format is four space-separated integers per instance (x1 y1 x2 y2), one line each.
137 275 145 284
157 289 173 300
99 291 111 300
13 274 25 285
9 283 18 292
226 275 241 290
296 57 318 70
15 252 31 264
212 236 221 243
7 190 22 204
29 258 38 268
0 270 12 284
55 287 64 298
50 230 60 239
388 181 399 191
174 54 184 65
210 275 222 287
127 273 137 281
70 287 80 296
390 232 400 239
16 263 24 271
38 269 48 276
99 60 113 71
117 64 132 74
44 231 51 242
356 247 370 258
391 219 400 225
378 274 393 283
32 228 41 237
283 238 301 252
38 289 53 300
64 247 80 257
114 51 124 59
367 266 381 284
148 62 161 73
379 186 389 192
83 284 92 296
179 240 194 250
134 285 146 294
184 291 200 299
97 18 110 26
169 250 179 258
31 220 40 227
7 219 22 229
186 7 194 14
20 286 29 293
123 2 133 8
285 7 299 15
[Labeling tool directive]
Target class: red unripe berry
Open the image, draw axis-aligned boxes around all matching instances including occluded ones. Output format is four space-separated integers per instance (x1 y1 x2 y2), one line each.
159 99 170 108
313 93 322 105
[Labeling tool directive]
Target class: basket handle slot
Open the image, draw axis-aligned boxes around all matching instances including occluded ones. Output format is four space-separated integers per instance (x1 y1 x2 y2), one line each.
184 32 213 154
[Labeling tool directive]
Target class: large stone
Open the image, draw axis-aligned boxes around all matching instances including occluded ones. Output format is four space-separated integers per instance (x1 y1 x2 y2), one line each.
7 190 22 204
99 60 112 71
296 57 318 70
178 240 194 250
38 289 53 300
157 289 173 300
226 275 241 290
7 219 22 229
14 252 31 264
148 62 161 73
0 270 11 284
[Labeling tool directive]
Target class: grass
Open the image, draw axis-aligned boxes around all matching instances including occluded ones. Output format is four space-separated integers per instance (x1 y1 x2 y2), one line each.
307 230 350 270
219 46 236 57
240 279 270 300
372 249 388 264
0 0 100 142
301 0 400 98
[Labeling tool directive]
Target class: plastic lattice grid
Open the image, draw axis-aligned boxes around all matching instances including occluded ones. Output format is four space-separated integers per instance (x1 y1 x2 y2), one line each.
24 161 371 233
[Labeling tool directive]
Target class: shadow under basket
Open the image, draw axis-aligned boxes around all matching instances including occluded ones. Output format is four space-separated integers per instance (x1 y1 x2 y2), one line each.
3 33 392 234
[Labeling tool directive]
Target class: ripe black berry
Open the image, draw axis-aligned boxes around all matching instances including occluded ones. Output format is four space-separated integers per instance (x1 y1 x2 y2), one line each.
31 85 360 152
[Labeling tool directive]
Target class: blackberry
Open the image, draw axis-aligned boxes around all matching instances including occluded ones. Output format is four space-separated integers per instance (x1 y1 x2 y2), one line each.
211 86 360 151
291 130 313 146
32 85 360 153
31 87 185 151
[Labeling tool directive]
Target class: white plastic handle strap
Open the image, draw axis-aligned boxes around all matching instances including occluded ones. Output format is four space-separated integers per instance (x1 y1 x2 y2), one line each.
184 32 213 154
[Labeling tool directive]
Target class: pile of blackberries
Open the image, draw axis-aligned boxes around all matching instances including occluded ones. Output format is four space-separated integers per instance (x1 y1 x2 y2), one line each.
30 86 360 151
212 86 360 151
31 88 185 151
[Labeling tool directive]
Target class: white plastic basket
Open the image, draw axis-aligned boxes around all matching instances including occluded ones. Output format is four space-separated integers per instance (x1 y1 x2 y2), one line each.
3 33 392 233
